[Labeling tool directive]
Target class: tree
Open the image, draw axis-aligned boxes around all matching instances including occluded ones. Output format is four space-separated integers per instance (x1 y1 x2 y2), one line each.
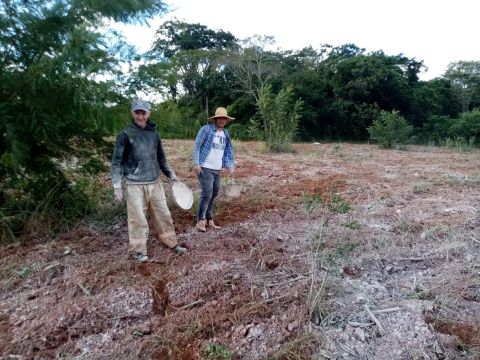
225 36 282 103
445 61 480 112
0 0 168 238
410 78 461 128
330 51 411 112
151 19 237 59
147 20 238 100
315 48 424 139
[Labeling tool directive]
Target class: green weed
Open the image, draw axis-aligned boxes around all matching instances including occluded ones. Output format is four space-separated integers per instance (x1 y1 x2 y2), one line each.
326 241 358 267
329 192 350 213
307 230 326 250
343 221 360 230
369 236 394 250
301 193 323 212
15 266 31 279
203 343 232 360
335 241 358 257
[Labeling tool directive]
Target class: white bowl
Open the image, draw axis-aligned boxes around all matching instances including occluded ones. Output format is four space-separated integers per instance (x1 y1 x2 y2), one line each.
171 182 193 210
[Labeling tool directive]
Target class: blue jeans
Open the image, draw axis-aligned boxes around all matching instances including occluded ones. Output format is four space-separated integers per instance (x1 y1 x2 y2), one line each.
197 167 221 221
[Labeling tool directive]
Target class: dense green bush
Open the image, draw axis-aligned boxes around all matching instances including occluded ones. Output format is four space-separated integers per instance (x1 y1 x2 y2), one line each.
0 170 103 242
421 110 480 146
422 115 454 144
367 110 413 148
449 109 480 144
226 122 258 140
153 101 205 139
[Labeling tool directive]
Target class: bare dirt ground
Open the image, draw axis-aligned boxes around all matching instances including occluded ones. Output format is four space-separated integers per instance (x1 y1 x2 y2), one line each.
1 140 480 359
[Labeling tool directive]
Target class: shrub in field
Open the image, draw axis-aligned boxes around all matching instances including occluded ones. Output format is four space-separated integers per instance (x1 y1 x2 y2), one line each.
368 110 413 148
444 136 475 151
0 155 109 242
448 109 480 146
329 192 350 213
254 84 303 152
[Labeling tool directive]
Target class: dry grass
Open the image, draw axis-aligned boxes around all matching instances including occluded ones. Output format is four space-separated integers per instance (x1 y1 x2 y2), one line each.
3 141 480 359
268 332 322 360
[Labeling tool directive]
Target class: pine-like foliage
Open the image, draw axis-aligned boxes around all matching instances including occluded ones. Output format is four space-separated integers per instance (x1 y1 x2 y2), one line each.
255 84 303 152
0 0 167 240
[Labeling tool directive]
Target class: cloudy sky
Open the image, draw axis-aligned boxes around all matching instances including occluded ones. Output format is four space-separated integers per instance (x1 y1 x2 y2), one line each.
116 0 479 80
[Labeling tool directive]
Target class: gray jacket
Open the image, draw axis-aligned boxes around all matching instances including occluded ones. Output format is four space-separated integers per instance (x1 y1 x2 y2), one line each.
110 120 176 188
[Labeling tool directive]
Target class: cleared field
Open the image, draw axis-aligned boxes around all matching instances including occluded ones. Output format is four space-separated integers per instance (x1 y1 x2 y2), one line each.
1 141 480 359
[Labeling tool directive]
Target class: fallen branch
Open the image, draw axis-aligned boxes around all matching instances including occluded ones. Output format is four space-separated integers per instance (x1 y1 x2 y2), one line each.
178 299 205 310
43 262 61 271
372 307 401 314
78 283 91 296
364 304 384 335
335 339 357 356
260 293 291 304
114 314 136 320
397 257 425 262
267 275 308 288
348 321 374 327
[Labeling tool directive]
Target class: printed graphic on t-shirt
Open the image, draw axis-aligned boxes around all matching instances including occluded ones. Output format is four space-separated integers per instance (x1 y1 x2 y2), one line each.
212 134 226 150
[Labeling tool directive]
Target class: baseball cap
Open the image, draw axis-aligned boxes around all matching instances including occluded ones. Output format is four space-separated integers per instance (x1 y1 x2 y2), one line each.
131 99 150 112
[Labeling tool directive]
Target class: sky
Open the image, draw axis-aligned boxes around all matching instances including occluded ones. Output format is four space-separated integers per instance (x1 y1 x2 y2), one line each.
115 0 479 80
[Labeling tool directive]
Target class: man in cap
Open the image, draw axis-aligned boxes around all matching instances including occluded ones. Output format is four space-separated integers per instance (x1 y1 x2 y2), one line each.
111 99 187 262
193 107 235 232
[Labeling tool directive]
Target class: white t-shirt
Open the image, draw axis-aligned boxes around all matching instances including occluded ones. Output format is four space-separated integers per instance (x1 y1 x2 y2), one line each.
202 130 226 170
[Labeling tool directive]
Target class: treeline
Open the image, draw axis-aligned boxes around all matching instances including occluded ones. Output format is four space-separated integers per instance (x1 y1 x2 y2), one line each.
134 21 480 146
1 1 480 240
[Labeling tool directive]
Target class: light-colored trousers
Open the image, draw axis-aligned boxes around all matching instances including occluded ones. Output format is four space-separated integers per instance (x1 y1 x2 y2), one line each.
125 181 178 255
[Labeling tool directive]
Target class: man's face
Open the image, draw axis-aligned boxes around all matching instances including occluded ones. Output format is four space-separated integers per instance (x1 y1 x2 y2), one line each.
214 117 228 129
132 110 149 128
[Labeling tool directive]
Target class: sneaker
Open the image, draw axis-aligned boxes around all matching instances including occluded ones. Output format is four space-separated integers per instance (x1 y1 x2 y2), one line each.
173 245 187 254
131 253 149 262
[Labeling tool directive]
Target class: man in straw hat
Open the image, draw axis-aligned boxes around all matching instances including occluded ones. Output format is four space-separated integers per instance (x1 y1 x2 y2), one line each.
193 107 235 232
111 99 187 262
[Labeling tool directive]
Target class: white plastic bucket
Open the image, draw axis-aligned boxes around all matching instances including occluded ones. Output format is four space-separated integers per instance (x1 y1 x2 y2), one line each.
223 184 242 198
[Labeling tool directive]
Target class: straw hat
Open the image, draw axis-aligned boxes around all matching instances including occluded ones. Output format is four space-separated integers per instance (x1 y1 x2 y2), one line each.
208 107 235 120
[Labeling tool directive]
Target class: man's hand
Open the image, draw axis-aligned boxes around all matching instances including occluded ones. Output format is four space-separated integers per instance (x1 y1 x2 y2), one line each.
114 188 123 202
193 164 201 176
228 167 235 176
